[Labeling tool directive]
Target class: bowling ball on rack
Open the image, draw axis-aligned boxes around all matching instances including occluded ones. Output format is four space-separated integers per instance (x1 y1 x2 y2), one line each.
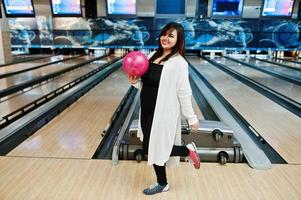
122 51 149 77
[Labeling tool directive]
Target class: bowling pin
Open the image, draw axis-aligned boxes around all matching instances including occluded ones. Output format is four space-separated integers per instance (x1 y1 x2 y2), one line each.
210 52 215 59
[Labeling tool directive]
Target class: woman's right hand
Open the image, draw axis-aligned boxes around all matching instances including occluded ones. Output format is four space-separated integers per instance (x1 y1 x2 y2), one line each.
128 75 139 84
189 121 199 133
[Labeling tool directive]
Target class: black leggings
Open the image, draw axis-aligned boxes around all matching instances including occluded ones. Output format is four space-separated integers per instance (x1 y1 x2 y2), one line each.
153 145 189 186
141 109 189 185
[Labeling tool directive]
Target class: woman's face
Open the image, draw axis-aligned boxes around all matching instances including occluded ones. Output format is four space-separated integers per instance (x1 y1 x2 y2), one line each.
160 29 178 51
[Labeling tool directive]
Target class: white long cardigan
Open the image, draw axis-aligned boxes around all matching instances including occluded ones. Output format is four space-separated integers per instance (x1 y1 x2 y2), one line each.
133 51 198 167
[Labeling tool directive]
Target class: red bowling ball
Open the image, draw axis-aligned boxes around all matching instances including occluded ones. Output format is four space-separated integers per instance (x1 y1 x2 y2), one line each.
122 51 149 77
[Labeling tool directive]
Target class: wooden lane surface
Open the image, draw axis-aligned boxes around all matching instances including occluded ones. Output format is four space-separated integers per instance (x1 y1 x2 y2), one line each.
8 68 130 159
216 57 301 103
188 57 301 164
0 55 93 91
246 58 301 81
0 157 300 200
270 58 301 69
0 55 71 75
0 55 118 120
0 55 51 68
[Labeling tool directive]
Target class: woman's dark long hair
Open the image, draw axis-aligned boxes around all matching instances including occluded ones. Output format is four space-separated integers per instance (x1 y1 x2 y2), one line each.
149 22 185 64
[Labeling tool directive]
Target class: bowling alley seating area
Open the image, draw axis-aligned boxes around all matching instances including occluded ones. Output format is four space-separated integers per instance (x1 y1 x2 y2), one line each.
0 0 301 199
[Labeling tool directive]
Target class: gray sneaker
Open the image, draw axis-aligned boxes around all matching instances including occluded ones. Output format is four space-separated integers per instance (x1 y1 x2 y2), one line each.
143 183 169 195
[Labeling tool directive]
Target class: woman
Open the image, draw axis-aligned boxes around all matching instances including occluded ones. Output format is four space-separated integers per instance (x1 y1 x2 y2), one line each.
128 22 200 195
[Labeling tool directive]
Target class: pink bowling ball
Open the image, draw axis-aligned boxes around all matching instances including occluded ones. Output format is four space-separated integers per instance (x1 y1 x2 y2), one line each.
123 51 149 77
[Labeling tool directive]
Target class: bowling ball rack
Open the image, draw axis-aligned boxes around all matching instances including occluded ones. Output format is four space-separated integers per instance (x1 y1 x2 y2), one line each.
119 119 244 165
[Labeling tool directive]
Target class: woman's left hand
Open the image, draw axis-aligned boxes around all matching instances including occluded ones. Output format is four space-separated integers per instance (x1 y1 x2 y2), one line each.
190 122 199 133
128 75 139 84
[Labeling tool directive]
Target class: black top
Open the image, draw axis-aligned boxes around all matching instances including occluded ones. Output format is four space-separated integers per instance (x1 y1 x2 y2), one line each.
141 62 163 88
140 62 164 121
140 62 164 154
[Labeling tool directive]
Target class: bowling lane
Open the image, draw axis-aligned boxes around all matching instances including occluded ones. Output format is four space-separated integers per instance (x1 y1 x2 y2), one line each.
270 58 301 70
0 55 74 76
8 67 130 159
188 57 301 164
8 65 204 159
0 55 95 91
0 55 118 121
0 54 50 67
216 56 301 103
284 57 301 63
243 57 301 81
